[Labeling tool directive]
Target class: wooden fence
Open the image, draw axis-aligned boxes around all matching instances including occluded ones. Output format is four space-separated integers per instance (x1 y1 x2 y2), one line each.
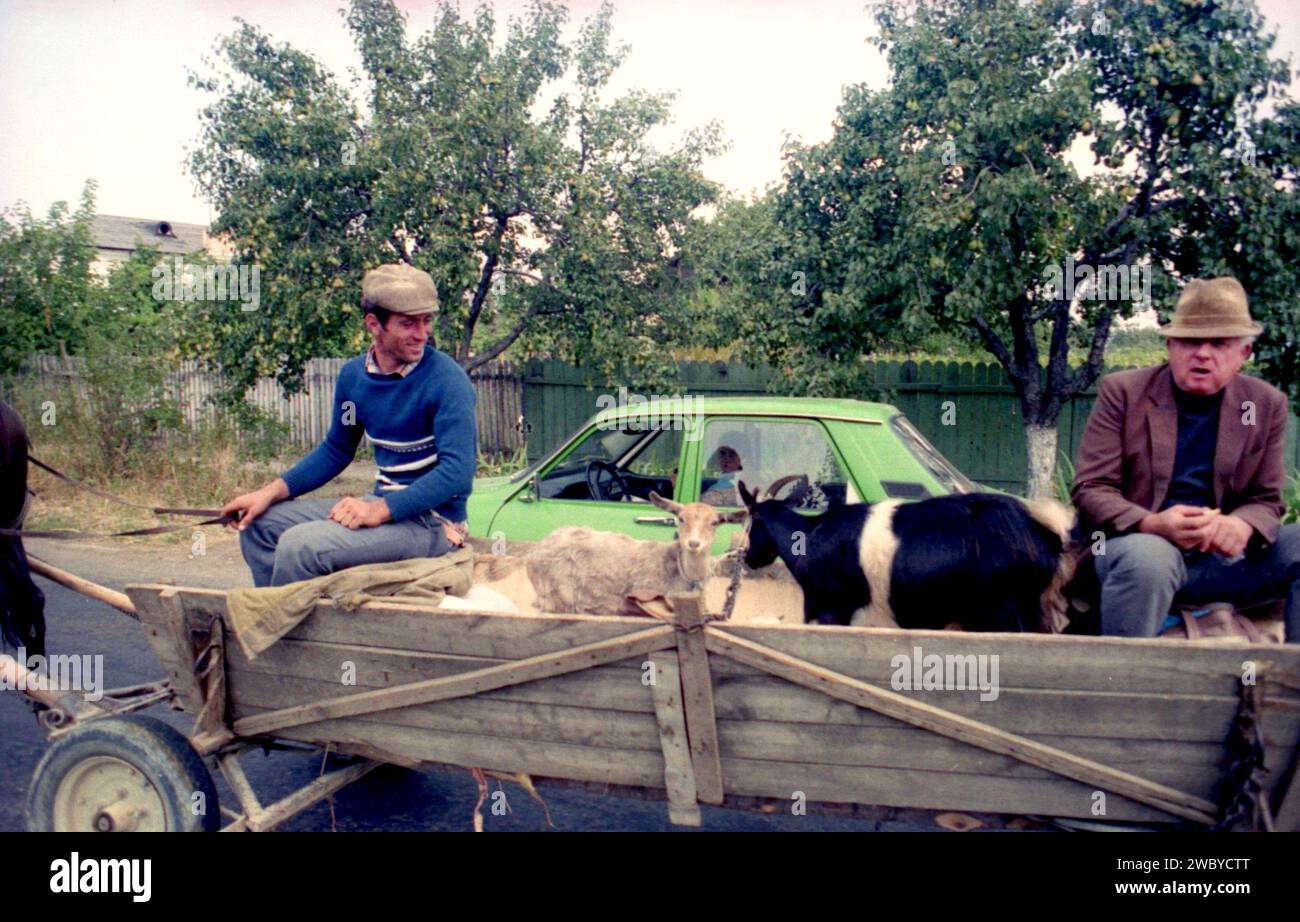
519 357 1300 495
11 354 526 456
11 354 1298 493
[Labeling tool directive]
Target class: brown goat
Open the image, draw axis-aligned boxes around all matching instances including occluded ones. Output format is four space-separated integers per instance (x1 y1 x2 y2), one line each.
524 492 746 615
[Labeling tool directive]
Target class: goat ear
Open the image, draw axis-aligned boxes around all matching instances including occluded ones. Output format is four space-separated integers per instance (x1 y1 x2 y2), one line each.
717 507 749 524
737 480 757 509
648 491 682 515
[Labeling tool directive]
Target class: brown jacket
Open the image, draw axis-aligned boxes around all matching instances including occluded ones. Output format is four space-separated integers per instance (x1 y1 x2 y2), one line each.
1071 363 1289 545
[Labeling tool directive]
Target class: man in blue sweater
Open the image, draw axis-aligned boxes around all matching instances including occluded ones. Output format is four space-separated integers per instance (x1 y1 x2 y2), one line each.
222 263 477 587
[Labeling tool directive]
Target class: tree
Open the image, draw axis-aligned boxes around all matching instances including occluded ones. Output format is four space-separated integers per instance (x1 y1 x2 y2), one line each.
187 0 724 394
751 0 1298 497
0 183 97 376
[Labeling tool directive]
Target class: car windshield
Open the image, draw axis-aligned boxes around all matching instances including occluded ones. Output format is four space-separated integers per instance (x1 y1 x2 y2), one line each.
509 419 659 483
889 414 977 494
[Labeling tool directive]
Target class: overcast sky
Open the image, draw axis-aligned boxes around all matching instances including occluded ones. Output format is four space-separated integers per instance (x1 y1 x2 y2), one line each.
2 0 1299 227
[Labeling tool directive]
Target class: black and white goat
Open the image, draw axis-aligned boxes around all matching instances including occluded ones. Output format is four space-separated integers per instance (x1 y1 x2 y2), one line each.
737 480 1075 632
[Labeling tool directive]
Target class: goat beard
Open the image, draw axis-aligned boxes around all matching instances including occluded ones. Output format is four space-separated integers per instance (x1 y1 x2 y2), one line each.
677 549 712 584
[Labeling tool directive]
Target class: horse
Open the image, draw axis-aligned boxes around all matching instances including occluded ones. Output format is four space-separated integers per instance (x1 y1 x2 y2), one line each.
1 398 46 658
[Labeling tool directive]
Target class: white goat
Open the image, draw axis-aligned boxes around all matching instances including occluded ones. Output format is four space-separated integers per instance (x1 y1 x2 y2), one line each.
525 493 746 615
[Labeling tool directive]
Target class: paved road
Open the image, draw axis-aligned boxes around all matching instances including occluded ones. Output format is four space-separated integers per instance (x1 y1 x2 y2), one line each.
2 579 951 832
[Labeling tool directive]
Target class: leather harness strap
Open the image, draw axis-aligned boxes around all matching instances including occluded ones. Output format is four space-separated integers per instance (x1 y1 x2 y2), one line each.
0 455 236 540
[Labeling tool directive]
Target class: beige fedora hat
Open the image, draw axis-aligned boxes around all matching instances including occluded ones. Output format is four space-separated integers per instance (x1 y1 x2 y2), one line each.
1159 277 1263 338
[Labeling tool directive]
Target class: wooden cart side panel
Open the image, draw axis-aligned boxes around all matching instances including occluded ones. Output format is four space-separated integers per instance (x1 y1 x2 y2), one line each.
713 623 1300 700
224 651 1292 793
124 585 1300 827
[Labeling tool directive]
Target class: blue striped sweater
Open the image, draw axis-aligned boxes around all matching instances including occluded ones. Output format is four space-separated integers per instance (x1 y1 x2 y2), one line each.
281 346 477 522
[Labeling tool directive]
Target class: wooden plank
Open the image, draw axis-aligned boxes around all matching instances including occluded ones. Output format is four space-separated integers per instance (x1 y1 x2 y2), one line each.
709 673 1300 744
229 671 663 751
709 622 1300 699
231 625 675 737
700 646 1300 700
705 628 1218 824
647 651 701 826
151 586 670 660
671 593 724 805
240 715 666 790
712 718 1293 802
217 751 264 819
718 757 1177 824
126 588 204 712
227 637 658 714
240 760 380 833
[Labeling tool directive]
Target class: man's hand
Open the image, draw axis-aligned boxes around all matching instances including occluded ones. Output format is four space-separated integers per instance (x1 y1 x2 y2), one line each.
1139 505 1220 550
1196 513 1254 558
329 496 392 530
222 479 290 531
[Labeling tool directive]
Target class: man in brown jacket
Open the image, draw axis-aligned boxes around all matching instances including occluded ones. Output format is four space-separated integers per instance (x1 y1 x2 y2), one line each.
1071 277 1299 642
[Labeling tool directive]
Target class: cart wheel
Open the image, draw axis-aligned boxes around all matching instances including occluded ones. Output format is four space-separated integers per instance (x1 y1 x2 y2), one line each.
25 715 219 832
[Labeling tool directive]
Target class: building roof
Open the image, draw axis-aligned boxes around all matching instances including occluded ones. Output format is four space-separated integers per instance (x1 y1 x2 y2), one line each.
90 214 207 255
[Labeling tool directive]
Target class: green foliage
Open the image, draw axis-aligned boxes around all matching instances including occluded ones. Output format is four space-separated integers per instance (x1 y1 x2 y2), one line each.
50 332 185 477
720 0 1299 494
1284 470 1300 526
210 400 292 462
0 183 97 375
477 445 530 478
187 0 725 395
1054 451 1077 508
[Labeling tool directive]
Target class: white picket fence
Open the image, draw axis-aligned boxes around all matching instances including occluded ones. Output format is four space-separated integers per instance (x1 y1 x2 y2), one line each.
13 354 525 454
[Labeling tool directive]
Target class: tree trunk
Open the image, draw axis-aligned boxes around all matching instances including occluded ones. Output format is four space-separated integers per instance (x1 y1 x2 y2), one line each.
1024 424 1059 500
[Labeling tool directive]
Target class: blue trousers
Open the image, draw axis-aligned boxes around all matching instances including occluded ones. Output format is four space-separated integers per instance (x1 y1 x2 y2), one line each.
238 494 454 588
1095 524 1300 642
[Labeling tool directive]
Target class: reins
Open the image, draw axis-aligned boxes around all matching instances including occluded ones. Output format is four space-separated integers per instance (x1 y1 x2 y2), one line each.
0 455 236 540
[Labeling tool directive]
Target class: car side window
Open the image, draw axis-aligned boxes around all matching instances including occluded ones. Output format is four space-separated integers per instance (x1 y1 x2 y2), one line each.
699 419 848 511
540 423 680 502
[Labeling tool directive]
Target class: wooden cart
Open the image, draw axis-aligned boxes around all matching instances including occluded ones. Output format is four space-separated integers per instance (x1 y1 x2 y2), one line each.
15 578 1300 832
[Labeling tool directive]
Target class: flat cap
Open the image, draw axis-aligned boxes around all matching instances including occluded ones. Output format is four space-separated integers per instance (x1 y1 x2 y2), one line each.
361 263 439 316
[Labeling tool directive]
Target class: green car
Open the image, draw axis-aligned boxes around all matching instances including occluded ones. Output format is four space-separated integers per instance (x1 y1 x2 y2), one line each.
466 396 978 554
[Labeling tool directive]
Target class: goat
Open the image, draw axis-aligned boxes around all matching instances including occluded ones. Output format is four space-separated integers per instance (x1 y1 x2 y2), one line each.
525 492 746 615
737 480 1075 632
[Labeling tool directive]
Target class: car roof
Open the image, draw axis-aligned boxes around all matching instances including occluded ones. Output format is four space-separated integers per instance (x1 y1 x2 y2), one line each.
590 395 896 426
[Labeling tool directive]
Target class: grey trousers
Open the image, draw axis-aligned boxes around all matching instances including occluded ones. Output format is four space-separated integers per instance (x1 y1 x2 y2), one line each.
1095 524 1300 643
238 494 454 588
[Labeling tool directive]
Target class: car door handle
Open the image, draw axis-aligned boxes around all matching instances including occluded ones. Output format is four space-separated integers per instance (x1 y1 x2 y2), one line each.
634 516 677 526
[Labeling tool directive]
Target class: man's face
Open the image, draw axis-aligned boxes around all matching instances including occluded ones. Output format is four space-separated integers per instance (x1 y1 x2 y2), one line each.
716 446 743 473
367 312 433 364
1166 337 1251 395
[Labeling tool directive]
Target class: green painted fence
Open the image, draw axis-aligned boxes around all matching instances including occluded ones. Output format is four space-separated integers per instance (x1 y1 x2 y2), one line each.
520 358 1300 496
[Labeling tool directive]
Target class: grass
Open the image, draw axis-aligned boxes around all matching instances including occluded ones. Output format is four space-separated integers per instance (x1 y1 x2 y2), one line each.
22 428 530 544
